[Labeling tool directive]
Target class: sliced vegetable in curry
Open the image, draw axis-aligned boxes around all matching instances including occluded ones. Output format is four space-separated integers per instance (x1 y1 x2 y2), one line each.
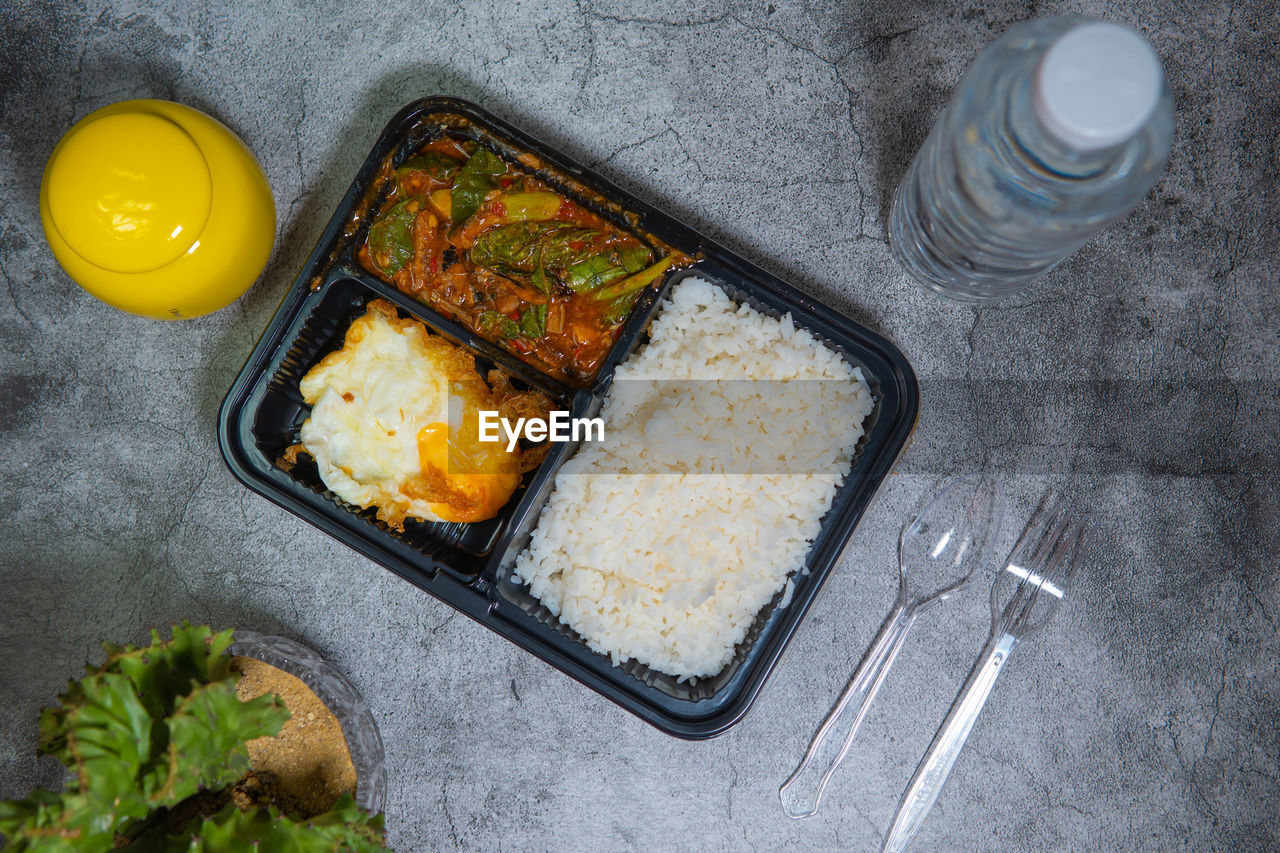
359 138 688 385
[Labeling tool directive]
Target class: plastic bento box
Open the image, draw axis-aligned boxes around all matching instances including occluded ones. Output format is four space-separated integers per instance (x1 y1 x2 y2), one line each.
218 97 918 738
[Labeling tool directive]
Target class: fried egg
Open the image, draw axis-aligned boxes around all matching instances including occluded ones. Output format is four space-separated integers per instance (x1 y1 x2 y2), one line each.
297 299 521 526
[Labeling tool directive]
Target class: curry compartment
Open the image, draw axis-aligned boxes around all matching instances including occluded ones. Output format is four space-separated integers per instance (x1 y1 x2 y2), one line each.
218 97 919 738
345 113 689 390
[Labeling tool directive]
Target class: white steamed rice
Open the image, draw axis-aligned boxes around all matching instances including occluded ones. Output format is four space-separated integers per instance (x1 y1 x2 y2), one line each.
513 277 873 680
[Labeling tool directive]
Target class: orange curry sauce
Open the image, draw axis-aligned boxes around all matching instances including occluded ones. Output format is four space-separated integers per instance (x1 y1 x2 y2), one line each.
358 138 688 385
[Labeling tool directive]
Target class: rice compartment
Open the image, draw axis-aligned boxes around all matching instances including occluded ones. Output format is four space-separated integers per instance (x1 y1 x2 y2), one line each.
514 277 874 680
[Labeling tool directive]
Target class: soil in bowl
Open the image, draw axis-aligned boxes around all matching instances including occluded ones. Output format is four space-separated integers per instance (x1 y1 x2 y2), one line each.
230 655 358 817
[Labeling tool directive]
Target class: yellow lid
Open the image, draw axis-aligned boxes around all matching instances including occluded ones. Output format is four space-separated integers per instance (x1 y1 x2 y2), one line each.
41 99 276 319
45 111 212 274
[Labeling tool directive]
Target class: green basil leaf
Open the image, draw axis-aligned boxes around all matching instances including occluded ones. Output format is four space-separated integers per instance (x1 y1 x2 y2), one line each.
367 200 417 276
468 223 652 298
560 243 652 292
603 291 640 325
518 304 547 338
537 226 606 270
618 244 652 274
451 147 508 225
470 222 547 275
397 152 462 188
470 222 592 280
564 254 628 292
531 264 553 294
479 311 520 339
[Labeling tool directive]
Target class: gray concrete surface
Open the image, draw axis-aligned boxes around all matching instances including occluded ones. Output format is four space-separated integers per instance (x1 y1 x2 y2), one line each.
2 0 1277 850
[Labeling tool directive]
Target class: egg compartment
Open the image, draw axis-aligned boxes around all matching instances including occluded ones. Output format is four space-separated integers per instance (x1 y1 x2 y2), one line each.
337 106 688 392
221 97 918 738
234 271 571 581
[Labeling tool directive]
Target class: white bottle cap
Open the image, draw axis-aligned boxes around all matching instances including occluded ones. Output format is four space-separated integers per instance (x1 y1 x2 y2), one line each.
1033 21 1165 151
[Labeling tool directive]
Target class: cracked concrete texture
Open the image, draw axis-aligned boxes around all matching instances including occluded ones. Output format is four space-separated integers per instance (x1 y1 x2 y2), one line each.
1 0 1277 850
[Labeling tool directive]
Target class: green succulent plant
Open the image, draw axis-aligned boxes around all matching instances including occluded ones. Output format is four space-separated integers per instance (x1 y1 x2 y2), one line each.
0 623 389 852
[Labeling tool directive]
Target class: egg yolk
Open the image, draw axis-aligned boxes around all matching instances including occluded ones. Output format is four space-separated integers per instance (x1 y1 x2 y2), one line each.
417 421 520 523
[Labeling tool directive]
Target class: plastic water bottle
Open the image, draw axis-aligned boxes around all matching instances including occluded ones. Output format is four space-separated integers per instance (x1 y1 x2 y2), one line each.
889 17 1174 301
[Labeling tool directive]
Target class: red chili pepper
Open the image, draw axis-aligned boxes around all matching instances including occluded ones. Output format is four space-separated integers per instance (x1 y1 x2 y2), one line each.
506 310 520 320
493 201 506 217
511 339 532 354
569 241 585 251
498 177 514 188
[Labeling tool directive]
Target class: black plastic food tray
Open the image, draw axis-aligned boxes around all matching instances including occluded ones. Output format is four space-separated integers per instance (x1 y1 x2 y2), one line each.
218 97 919 738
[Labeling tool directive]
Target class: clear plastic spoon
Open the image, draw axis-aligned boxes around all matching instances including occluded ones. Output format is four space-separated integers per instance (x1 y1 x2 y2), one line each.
779 473 1004 819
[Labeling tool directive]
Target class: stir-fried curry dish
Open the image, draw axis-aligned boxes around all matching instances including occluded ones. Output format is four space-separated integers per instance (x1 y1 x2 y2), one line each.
358 138 690 385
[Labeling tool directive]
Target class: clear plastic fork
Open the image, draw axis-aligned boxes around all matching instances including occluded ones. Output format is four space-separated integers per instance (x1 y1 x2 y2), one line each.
779 473 1004 819
881 493 1090 853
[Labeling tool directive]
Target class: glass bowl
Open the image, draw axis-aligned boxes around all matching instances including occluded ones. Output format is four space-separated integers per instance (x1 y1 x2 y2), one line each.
226 631 386 815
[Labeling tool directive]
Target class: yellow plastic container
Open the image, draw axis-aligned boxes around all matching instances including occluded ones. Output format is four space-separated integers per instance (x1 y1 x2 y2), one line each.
40 99 276 319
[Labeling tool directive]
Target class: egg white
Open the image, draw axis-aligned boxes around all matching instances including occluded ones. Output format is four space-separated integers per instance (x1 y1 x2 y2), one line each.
297 301 517 526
